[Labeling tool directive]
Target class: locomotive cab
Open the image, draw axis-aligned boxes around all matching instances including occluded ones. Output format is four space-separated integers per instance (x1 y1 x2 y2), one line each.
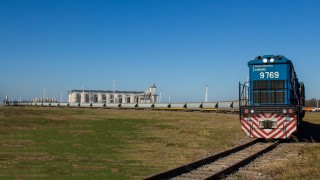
239 55 305 139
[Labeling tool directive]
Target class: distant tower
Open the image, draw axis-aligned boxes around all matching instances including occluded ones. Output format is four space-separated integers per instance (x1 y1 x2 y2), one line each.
149 84 157 94
148 84 157 103
205 84 209 103
4 96 9 105
159 89 162 103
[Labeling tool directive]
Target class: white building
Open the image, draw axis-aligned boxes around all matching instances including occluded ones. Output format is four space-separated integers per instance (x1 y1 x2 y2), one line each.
68 84 158 104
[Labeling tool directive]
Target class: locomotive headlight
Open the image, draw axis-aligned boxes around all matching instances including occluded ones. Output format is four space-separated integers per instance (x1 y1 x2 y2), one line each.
270 58 275 63
283 109 287 114
263 58 268 63
250 109 255 114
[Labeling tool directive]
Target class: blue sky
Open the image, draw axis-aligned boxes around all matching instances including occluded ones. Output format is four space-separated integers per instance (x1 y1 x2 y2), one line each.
1 0 320 102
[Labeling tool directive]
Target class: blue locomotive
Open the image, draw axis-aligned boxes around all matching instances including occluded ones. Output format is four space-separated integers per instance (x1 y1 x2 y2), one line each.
239 55 305 139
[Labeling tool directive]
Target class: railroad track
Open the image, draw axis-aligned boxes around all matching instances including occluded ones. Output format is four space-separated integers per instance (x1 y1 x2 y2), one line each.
145 139 279 180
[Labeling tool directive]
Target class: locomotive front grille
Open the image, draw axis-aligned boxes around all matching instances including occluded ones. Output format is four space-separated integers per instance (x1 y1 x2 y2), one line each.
259 120 276 129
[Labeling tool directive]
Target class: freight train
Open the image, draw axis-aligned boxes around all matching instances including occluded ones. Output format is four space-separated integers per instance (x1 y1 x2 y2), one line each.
239 55 305 139
8 101 240 112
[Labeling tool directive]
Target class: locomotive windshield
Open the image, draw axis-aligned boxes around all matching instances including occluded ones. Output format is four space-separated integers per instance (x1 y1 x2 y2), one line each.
253 80 286 105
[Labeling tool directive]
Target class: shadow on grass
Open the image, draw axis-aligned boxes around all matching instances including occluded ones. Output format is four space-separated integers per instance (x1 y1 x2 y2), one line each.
293 121 320 143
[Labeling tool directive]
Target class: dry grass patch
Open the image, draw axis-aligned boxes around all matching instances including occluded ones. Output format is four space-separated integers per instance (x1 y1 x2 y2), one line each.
264 144 320 179
0 140 33 147
59 130 94 136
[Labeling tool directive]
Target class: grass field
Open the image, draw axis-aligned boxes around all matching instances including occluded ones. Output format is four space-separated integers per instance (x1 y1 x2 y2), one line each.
0 106 246 179
0 107 319 179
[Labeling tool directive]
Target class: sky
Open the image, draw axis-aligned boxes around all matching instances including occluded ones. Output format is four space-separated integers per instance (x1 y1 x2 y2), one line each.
1 0 320 102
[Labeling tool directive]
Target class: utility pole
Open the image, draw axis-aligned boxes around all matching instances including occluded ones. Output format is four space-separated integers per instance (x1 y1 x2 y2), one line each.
113 80 117 103
43 89 46 102
205 84 209 103
82 86 85 94
60 90 63 103
113 80 116 94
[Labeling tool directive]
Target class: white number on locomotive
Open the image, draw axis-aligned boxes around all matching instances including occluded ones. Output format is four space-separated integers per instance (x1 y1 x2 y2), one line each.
260 72 279 79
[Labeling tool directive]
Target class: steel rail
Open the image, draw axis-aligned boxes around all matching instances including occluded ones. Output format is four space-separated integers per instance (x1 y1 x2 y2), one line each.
205 140 279 179
145 139 261 180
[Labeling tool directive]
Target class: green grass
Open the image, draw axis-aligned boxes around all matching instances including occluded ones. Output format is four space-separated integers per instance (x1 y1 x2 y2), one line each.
0 107 246 179
1 107 320 179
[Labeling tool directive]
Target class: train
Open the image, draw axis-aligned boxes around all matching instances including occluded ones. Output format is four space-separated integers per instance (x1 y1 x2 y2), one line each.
239 55 305 139
8 101 240 112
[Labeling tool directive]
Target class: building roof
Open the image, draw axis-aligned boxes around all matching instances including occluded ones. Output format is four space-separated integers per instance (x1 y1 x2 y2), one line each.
69 90 145 94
